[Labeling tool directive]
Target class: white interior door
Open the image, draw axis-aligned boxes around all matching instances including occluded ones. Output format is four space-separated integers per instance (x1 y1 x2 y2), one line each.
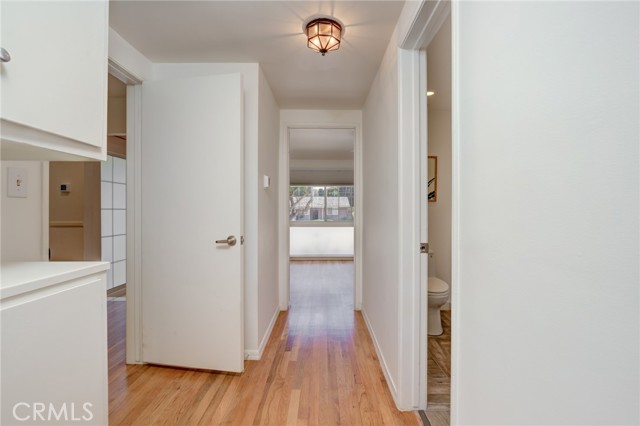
141 74 244 372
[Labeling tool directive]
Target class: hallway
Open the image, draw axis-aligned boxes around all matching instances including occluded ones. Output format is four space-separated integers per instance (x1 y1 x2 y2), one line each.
107 261 419 425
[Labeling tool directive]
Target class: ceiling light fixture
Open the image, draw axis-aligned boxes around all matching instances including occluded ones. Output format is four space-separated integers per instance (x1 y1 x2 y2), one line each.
427 91 435 96
306 18 342 56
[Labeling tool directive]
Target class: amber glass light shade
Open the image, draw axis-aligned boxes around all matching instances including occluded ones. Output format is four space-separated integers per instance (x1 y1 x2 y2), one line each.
306 18 342 56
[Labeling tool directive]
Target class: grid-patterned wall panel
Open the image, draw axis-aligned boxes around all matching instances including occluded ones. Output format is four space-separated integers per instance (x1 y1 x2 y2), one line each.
100 155 126 289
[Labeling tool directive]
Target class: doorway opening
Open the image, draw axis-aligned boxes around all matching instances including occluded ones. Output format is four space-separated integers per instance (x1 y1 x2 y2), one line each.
103 74 128 301
48 73 128 298
103 72 130 368
48 161 101 263
423 11 452 426
289 128 355 261
286 127 357 312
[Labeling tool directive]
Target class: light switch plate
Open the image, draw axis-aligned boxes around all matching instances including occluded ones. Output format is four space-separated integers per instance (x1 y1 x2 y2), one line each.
7 167 28 198
263 175 270 189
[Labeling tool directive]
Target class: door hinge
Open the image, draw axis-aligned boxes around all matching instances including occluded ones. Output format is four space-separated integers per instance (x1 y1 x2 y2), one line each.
420 243 429 254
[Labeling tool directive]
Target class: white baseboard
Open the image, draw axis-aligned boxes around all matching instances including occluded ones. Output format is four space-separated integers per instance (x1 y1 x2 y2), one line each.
361 307 399 406
244 307 280 361
290 256 354 261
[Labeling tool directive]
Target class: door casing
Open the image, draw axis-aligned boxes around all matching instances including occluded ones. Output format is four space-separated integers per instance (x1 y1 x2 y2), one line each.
278 122 363 311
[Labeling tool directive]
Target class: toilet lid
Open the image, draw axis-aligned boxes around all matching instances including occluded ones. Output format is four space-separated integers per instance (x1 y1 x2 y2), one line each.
428 277 449 293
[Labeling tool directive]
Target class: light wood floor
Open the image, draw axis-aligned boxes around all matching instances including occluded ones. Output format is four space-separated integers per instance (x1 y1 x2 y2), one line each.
108 261 420 425
425 310 451 426
107 284 126 298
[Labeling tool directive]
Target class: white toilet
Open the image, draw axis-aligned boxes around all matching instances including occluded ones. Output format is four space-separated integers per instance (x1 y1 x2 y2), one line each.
428 252 450 336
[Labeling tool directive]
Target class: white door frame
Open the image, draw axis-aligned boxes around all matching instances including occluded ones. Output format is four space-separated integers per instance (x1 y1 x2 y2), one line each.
278 123 363 311
395 0 451 412
107 59 144 364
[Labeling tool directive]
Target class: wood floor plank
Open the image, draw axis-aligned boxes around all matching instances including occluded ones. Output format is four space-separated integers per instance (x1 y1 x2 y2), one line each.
426 310 451 421
108 261 419 426
425 410 450 426
286 389 301 426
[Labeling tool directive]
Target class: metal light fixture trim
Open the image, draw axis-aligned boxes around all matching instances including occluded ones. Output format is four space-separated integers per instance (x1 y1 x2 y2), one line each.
306 18 342 56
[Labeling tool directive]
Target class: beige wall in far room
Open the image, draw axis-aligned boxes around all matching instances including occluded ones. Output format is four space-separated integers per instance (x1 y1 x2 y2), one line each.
427 109 451 287
49 162 101 261
49 162 84 260
108 97 126 135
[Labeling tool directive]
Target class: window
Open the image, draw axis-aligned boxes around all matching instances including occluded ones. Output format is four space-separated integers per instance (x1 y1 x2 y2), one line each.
289 185 354 223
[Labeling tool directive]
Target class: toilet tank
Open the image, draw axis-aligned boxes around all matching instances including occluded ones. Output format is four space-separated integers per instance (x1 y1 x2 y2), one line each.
428 251 437 277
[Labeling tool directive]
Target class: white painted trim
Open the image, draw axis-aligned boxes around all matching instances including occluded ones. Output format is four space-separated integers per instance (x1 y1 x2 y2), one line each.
397 47 423 410
125 83 143 365
41 162 49 261
244 306 280 361
394 0 451 412
353 119 364 311
418 48 429 410
362 307 399 406
107 42 147 365
278 126 291 311
279 123 363 311
450 1 461 423
400 0 451 50
108 60 142 85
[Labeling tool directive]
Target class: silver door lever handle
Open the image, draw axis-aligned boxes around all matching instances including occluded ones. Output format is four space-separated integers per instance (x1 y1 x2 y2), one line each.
215 236 237 246
0 48 11 63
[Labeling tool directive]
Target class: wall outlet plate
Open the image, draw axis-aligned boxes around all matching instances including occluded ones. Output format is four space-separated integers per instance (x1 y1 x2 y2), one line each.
7 167 28 198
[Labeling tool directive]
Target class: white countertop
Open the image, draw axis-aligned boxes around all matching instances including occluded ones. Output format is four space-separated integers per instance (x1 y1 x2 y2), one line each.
1 261 109 300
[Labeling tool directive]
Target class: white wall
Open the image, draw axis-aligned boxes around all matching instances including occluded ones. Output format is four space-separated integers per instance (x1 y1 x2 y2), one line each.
290 227 354 257
361 28 401 399
1 161 46 262
454 2 639 424
256 67 281 357
151 63 279 358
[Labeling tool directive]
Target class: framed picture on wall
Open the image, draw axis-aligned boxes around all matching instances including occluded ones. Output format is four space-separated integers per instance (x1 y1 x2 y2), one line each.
428 156 437 202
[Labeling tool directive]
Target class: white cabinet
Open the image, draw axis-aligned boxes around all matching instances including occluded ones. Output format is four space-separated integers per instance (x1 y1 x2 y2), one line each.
0 1 108 161
1 262 109 426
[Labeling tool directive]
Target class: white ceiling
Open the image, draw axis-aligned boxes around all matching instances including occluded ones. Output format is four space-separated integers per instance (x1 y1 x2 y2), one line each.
109 0 405 109
289 128 354 161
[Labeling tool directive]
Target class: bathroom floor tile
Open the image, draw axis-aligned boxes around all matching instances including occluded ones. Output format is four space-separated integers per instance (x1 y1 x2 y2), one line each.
427 310 451 415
